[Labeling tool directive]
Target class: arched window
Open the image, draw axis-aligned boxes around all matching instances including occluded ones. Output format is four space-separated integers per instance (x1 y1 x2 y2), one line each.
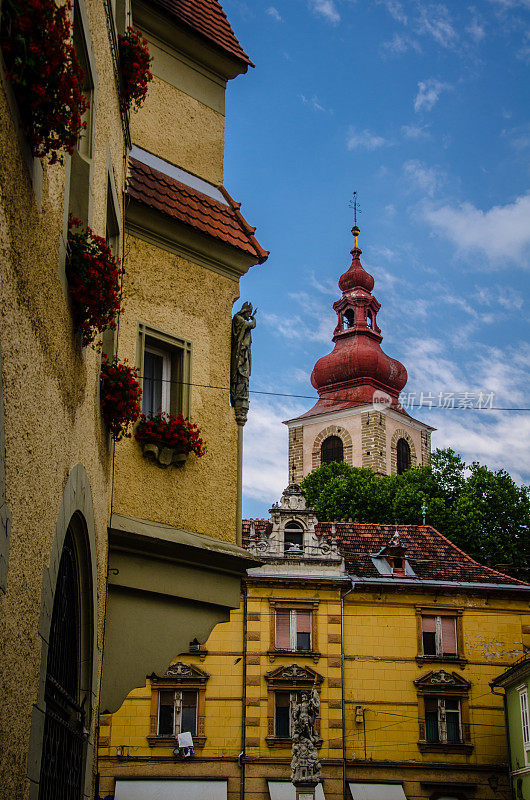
366 309 373 329
343 309 355 329
284 521 304 556
39 516 93 799
321 435 344 465
397 437 411 474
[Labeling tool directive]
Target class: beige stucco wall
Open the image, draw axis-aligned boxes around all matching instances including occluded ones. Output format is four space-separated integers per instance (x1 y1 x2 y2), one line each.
112 232 241 542
0 0 126 794
130 73 225 184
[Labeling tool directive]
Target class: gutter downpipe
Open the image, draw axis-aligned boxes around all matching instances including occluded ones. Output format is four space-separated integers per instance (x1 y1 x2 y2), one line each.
491 682 515 800
342 579 355 800
239 583 248 800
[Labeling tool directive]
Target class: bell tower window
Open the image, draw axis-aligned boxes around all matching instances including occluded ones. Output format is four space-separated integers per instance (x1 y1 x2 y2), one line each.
321 435 343 465
284 521 304 555
366 309 373 329
343 309 355 329
396 438 411 474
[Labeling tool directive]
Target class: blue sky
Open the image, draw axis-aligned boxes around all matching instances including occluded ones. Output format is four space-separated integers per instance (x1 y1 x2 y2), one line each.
219 0 530 519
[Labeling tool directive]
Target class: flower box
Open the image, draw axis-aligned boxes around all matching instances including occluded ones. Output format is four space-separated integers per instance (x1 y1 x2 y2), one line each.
135 412 205 468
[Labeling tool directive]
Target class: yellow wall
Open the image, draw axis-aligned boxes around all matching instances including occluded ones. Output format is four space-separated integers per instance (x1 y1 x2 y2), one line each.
112 234 241 541
98 581 527 798
0 0 126 796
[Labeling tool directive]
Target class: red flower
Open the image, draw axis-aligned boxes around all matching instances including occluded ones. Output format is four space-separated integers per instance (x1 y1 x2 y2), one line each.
0 0 89 163
66 216 124 347
117 28 153 113
135 411 206 458
100 356 142 441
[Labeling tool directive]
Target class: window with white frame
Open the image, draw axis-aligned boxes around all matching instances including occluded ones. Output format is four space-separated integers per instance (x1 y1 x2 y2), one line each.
422 615 457 657
275 609 312 651
138 325 192 420
425 697 462 744
283 521 304 555
157 689 197 737
520 686 530 764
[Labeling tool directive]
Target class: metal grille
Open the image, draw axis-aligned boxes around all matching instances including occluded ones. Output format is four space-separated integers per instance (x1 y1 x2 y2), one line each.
39 529 86 800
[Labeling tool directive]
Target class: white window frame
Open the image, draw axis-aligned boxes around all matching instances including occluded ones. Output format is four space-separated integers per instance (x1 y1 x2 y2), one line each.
157 689 198 736
519 686 530 764
144 344 171 415
157 689 179 736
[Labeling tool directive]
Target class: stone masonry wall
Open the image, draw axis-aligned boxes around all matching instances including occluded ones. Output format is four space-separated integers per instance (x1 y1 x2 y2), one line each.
288 426 304 483
361 411 387 474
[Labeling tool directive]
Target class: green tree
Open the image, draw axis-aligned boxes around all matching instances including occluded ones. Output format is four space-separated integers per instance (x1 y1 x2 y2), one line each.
300 448 530 578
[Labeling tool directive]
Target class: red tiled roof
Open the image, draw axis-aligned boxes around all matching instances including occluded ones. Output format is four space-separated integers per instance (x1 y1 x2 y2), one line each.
152 0 253 66
127 158 268 263
242 520 526 587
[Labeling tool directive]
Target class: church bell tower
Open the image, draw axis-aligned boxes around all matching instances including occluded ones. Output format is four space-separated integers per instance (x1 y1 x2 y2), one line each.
284 226 434 479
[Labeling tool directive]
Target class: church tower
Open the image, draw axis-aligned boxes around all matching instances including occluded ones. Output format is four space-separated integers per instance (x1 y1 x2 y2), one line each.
285 226 434 479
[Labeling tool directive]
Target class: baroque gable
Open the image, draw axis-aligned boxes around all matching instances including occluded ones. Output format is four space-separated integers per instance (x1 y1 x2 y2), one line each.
265 663 324 688
414 669 470 691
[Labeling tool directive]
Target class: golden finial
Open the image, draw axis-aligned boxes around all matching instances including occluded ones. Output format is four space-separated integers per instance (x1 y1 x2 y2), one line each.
352 225 360 249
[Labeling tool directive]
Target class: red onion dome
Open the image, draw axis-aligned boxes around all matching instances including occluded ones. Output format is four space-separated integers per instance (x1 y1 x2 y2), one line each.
338 247 374 293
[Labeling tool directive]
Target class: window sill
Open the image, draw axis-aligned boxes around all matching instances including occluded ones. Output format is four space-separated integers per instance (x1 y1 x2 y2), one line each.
268 649 321 664
416 655 468 668
417 740 473 755
140 441 188 468
146 735 206 749
266 736 323 749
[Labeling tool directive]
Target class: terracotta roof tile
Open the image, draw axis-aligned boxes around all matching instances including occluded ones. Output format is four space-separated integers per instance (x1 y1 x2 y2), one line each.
152 0 253 66
241 520 527 587
127 158 268 263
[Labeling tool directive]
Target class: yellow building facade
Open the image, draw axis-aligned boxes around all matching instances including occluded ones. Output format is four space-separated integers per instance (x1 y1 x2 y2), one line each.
0 0 265 796
98 484 530 800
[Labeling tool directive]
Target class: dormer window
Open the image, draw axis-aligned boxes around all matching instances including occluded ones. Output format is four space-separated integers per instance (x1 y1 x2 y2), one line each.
388 556 405 576
284 521 304 556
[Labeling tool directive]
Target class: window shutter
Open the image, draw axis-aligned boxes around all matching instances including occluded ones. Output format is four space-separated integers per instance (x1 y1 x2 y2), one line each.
422 616 436 633
441 617 457 654
296 610 312 634
275 610 291 649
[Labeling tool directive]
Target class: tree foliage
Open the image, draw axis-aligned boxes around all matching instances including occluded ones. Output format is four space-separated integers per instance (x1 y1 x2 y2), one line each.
300 449 530 577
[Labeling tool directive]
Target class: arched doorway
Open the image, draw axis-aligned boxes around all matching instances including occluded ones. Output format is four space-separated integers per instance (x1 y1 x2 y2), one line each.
38 513 93 800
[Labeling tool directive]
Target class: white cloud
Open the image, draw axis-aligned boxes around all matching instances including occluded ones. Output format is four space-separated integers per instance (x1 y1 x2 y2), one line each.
422 192 530 267
414 78 451 112
266 5 283 21
474 285 523 310
309 0 340 24
380 33 422 56
401 123 430 139
403 159 443 196
416 3 458 47
466 15 486 43
347 127 390 150
243 399 306 503
300 94 326 112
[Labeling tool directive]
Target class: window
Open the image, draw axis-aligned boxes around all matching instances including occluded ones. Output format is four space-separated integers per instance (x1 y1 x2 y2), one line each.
275 609 312 651
422 616 457 657
138 324 192 420
101 174 120 358
343 309 355 329
321 435 343 465
157 689 197 737
425 697 462 744
520 687 530 764
396 438 411 474
275 692 300 738
67 1 95 227
284 521 304 556
366 309 373 329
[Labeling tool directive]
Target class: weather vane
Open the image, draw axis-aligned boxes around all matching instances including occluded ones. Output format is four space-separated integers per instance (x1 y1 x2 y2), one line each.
348 191 361 247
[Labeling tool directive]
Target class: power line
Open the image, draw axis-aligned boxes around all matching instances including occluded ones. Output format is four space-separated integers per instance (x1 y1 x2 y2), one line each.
133 375 530 412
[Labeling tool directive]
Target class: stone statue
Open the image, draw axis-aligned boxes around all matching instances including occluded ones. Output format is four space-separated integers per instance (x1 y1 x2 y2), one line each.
290 688 322 788
230 301 257 425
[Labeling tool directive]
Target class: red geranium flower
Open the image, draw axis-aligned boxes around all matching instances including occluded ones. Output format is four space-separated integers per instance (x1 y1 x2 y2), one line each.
100 355 142 441
118 27 153 113
135 411 206 457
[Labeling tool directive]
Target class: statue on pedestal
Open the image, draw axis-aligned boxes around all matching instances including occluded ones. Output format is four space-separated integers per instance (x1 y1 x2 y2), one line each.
230 301 257 426
290 687 322 789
